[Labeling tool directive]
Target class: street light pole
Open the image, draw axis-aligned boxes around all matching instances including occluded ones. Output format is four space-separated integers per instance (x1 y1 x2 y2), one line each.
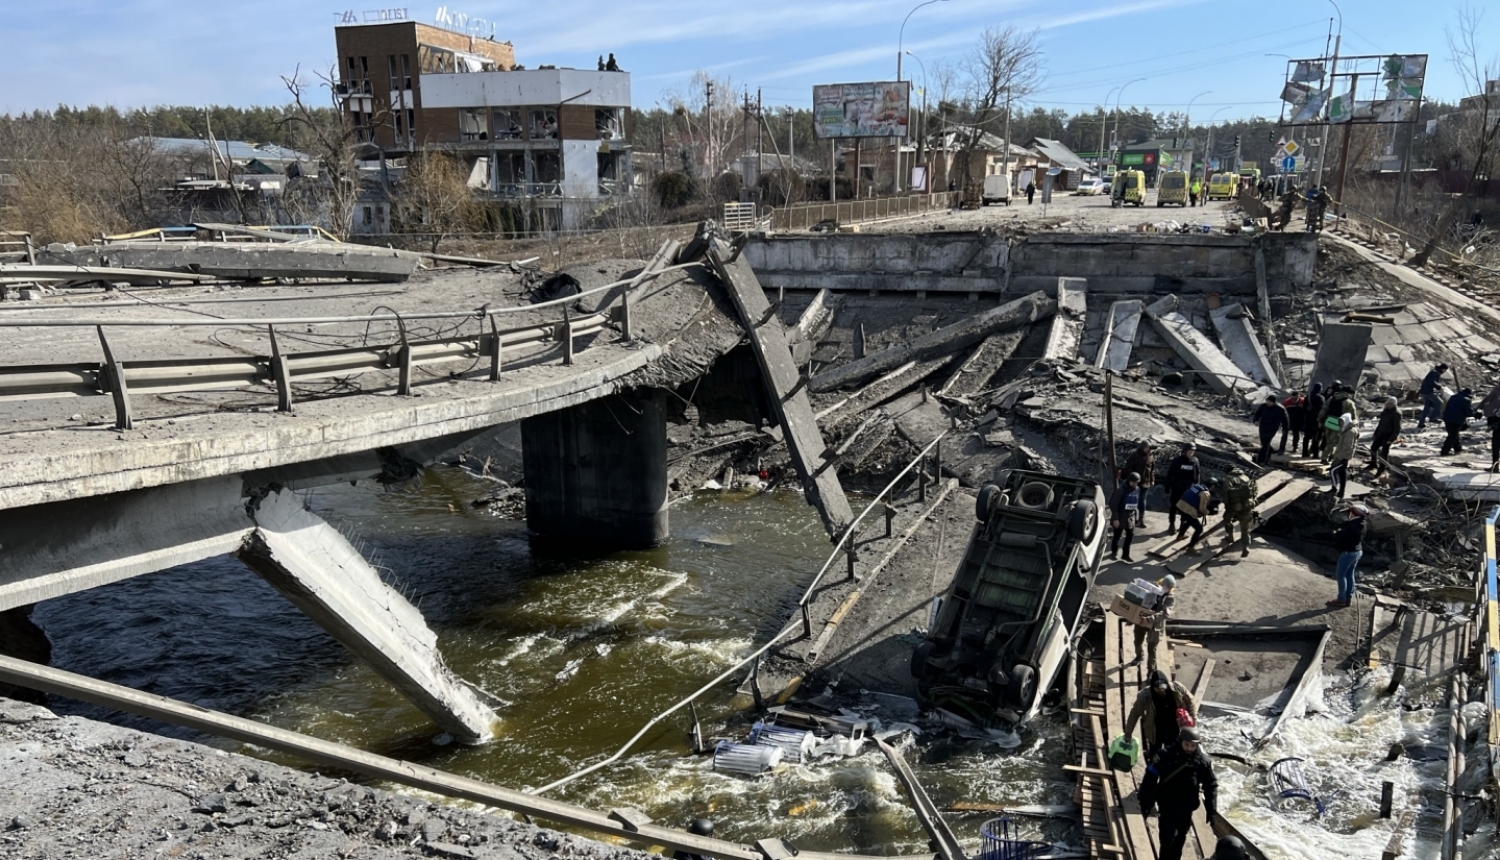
906 51 929 191
1184 90 1211 174
1112 77 1145 167
896 0 947 82
1204 105 1231 189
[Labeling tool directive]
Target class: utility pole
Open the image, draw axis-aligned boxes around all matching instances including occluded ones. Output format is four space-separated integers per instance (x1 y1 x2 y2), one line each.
705 80 714 178
786 106 794 164
756 88 763 192
743 90 753 189
1002 87 1012 185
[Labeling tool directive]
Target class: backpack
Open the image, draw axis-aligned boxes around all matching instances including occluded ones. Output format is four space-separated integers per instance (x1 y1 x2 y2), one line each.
1225 473 1254 514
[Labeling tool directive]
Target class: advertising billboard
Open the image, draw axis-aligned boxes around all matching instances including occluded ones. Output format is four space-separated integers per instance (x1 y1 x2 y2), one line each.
812 82 911 139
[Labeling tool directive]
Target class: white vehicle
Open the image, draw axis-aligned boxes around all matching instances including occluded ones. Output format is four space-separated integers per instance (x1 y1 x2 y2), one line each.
912 469 1106 726
1074 177 1106 196
981 174 1012 206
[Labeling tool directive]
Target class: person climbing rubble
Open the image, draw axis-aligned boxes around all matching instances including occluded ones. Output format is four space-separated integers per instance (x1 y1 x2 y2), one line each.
1130 575 1177 672
1123 668 1198 762
1174 478 1217 553
1109 472 1143 562
1417 364 1448 431
1368 397 1401 477
1221 467 1257 558
1252 393 1289 464
1317 382 1357 464
1280 389 1306 455
1328 414 1357 499
1302 382 1327 459
1482 381 1500 472
1441 387 1474 456
1164 443 1201 534
1139 727 1217 860
1327 504 1368 609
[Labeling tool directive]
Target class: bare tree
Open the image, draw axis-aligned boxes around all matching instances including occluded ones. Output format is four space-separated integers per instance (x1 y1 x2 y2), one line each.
1411 5 1500 267
277 65 382 241
393 150 478 253
956 26 1044 190
663 71 745 182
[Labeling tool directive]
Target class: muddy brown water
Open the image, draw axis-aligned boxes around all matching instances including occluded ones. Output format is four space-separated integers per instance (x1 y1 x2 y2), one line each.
34 466 1073 854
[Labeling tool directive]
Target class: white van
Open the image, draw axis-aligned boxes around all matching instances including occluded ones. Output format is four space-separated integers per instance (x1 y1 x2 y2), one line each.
982 174 1011 206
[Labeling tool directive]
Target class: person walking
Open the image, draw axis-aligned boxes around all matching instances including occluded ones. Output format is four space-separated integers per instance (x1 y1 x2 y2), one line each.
1109 472 1143 562
1189 178 1201 207
1123 669 1199 761
1252 394 1289 464
1130 575 1177 672
1280 390 1306 455
1025 180 1036 204
1302 382 1327 458
1318 383 1357 463
1328 414 1357 498
1164 443 1201 534
1327 504 1369 608
1174 478 1216 552
1368 397 1401 476
1120 442 1156 528
1417 364 1449 431
1441 387 1474 456
1221 467 1257 558
1140 727 1218 860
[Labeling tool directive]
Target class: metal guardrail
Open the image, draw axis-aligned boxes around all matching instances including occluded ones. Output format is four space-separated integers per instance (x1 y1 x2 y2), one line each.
0 246 688 430
1482 507 1499 748
530 429 950 796
768 192 961 232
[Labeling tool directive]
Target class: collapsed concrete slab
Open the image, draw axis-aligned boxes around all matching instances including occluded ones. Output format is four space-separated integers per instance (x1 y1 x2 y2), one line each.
1094 300 1143 372
810 291 1056 393
1146 295 1271 404
788 288 837 366
237 487 497 744
1309 322 1373 390
707 242 854 537
41 240 423 283
1210 302 1281 388
1040 277 1088 362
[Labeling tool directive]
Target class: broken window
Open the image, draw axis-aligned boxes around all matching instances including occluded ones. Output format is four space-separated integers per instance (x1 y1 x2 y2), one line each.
400 54 412 90
406 109 416 143
595 108 624 140
459 109 488 141
533 151 560 193
528 109 558 140
491 109 523 139
494 152 526 195
418 44 455 74
362 206 373 226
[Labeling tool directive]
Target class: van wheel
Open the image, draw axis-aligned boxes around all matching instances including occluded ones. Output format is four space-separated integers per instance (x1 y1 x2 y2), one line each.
976 484 1004 521
911 641 935 680
1157 201 1164 208
1068 499 1099 542
1015 481 1055 510
1008 663 1037 709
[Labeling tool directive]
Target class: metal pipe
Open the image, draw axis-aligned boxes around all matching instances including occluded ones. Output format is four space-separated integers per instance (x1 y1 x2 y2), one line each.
0 263 697 327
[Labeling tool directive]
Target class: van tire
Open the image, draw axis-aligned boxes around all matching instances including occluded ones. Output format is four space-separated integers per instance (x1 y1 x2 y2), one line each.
910 641 935 680
1068 500 1099 542
1015 481 1055 510
1008 663 1037 709
976 484 1004 521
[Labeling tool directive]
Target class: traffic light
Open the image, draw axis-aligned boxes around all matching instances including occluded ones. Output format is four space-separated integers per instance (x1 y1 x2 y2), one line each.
1268 129 1276 143
1172 136 1179 149
1234 135 1241 148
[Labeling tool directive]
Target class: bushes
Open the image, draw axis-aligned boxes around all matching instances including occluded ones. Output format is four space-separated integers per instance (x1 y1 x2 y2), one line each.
757 169 805 207
652 171 695 208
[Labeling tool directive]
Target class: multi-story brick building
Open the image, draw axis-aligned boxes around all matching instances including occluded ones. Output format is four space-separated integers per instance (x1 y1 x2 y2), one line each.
335 18 632 232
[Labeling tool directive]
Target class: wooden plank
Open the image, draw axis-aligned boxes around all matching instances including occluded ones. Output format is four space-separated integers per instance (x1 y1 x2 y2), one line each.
1191 658 1217 702
1103 612 1155 860
1383 807 1418 860
1167 477 1318 576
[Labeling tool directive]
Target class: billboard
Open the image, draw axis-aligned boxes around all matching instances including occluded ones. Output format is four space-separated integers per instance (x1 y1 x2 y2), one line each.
812 82 911 139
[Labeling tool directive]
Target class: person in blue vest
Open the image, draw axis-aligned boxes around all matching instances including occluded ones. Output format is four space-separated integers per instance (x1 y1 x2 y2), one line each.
1175 478 1218 552
1108 472 1143 562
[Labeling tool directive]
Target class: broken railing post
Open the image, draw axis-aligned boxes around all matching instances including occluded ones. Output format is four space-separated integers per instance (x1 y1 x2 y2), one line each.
919 466 928 502
885 503 896 538
395 336 413 397
846 538 858 582
563 306 576 367
801 603 813 639
934 441 943 482
96 326 132 431
488 317 504 381
619 287 634 341
1380 781 1394 819
268 324 293 413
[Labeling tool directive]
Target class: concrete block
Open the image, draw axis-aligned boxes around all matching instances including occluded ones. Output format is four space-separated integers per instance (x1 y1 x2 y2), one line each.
1209 302 1280 387
1094 300 1144 372
1146 297 1269 401
1308 322 1372 390
1041 278 1088 362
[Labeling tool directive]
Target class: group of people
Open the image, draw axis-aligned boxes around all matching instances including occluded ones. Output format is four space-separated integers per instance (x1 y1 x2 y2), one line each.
1108 442 1260 564
1269 185 1328 233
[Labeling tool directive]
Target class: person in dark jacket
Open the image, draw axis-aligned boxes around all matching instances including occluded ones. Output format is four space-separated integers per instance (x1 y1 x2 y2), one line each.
1327 503 1368 608
1441 387 1474 456
1123 668 1198 759
1120 442 1155 527
1417 364 1449 430
1140 727 1218 860
1368 396 1401 476
1164 443 1200 533
1479 380 1500 473
1109 472 1143 562
1025 180 1036 204
1302 382 1326 458
1252 394 1289 464
1280 390 1306 454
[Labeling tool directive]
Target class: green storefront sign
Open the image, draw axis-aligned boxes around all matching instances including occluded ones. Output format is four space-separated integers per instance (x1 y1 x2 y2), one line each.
1119 152 1146 166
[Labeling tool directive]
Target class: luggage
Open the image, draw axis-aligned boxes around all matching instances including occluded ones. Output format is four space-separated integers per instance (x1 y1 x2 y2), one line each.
1108 734 1140 770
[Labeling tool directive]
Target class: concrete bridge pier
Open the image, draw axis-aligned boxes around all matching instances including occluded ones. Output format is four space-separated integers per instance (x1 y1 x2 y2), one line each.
0 476 497 745
521 387 669 549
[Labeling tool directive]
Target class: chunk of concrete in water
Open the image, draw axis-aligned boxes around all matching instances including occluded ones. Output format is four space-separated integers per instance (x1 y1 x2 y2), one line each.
1210 302 1281 388
1040 277 1087 362
1145 295 1271 404
1308 322 1372 390
1094 299 1143 371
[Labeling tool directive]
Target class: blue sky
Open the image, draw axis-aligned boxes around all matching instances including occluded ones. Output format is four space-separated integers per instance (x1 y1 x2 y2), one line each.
5 0 1495 120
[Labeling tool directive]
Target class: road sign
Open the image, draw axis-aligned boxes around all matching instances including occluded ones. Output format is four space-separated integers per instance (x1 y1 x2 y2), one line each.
1283 140 1300 156
1282 155 1296 173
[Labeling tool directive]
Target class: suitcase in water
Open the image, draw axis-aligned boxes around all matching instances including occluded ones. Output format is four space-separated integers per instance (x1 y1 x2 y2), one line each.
1108 734 1140 771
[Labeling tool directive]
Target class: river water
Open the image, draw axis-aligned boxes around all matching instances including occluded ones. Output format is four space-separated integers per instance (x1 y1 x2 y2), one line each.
33 466 1464 858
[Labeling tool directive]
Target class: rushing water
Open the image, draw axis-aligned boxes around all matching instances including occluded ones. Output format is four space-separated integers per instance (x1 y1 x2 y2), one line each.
32 466 1461 857
35 467 1069 853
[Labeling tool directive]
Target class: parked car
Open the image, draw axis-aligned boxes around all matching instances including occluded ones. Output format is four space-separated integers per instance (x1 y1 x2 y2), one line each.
912 469 1106 726
981 174 1012 206
1074 177 1106 196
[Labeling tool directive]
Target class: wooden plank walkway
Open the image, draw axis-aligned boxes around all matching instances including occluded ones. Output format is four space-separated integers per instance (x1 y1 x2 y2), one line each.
1166 474 1318 577
1073 612 1238 859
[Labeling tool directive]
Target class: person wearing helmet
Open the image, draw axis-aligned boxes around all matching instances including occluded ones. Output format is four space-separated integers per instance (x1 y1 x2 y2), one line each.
1120 441 1156 528
1140 726 1218 860
1108 472 1143 562
673 819 716 860
1174 478 1216 553
1221 467 1258 558
1130 574 1177 671
1210 835 1248 860
1164 443 1201 534
1327 504 1369 608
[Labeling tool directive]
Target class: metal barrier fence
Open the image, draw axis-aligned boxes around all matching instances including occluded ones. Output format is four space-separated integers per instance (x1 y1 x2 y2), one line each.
1483 507 1499 749
0 244 686 431
769 192 960 232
